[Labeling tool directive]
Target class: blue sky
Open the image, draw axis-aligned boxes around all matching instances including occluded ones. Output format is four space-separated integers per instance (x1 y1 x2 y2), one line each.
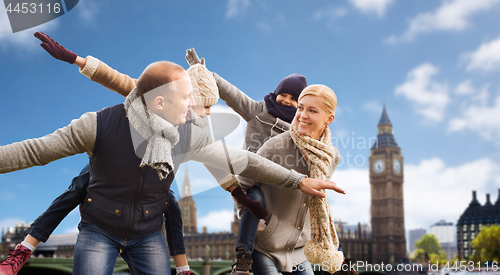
1 0 500 246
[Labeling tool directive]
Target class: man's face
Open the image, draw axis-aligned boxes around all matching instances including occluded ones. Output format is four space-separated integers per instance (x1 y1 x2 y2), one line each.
160 74 196 126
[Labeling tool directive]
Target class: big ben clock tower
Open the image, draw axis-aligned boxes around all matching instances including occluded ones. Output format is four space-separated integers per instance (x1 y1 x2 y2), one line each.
369 106 406 263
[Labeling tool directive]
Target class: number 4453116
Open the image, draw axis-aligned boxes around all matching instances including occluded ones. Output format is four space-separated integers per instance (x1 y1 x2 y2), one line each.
5 3 61 14
443 261 498 272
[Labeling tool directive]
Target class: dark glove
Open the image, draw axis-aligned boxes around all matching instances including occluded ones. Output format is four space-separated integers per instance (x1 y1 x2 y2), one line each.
186 48 205 66
231 186 268 219
34 32 77 64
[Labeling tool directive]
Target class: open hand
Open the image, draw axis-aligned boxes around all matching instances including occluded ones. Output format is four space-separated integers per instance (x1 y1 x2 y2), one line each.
34 32 77 64
186 48 205 66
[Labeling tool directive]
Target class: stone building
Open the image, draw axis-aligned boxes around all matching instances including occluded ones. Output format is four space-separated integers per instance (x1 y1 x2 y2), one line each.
456 190 500 259
0 222 29 257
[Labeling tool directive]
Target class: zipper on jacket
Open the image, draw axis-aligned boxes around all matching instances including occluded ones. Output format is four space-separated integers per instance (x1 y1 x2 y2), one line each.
125 167 145 241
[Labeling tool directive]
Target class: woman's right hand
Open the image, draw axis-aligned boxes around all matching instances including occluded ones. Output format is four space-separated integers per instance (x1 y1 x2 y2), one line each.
34 32 78 64
298 178 345 198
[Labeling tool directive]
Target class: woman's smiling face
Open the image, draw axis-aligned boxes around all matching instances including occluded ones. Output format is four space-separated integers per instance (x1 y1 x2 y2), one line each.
296 95 334 140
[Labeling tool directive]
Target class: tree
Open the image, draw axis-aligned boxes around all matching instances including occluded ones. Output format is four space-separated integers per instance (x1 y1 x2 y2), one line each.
410 234 447 265
471 225 500 262
415 234 441 254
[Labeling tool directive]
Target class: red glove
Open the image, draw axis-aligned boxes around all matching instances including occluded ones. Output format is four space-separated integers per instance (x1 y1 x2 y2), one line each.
231 186 268 219
34 32 77 64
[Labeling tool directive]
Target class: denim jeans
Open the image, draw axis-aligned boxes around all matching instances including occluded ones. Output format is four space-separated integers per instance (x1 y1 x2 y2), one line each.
26 163 186 256
235 185 265 254
252 250 314 275
73 220 170 275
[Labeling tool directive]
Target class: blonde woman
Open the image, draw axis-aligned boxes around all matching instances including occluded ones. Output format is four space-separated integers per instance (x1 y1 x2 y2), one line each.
237 85 344 275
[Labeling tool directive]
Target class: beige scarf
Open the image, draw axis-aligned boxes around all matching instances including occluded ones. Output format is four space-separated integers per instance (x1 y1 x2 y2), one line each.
290 118 343 270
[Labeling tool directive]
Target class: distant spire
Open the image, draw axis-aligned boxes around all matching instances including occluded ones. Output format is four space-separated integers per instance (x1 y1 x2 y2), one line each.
378 104 392 126
470 190 480 206
372 104 399 149
485 193 492 206
181 165 192 197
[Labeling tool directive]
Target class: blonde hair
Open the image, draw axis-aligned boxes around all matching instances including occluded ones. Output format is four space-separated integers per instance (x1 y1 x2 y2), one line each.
298 84 337 115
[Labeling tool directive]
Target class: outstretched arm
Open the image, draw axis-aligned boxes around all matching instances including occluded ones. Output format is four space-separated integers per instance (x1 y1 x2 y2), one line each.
186 48 264 121
34 32 137 98
183 124 345 198
0 113 96 174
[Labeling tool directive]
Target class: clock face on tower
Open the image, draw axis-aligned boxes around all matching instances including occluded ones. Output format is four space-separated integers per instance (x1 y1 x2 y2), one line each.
373 159 385 174
393 159 401 174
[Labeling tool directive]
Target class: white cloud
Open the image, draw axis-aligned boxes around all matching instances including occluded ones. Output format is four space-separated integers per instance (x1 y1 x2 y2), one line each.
403 157 500 229
464 36 500 72
190 177 220 197
329 158 500 231
198 209 234 232
256 21 271 34
313 7 347 21
77 0 99 23
386 0 500 43
395 63 449 122
455 80 476 96
313 6 347 30
348 0 394 17
226 0 251 18
362 100 383 113
328 168 371 226
449 93 500 141
0 1 59 52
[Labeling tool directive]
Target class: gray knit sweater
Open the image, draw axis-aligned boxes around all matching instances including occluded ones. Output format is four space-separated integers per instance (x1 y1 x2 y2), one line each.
239 131 339 272
0 110 306 190
213 73 291 153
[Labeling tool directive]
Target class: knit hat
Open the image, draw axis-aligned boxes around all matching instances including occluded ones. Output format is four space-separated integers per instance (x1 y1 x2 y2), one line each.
186 64 219 106
273 73 307 100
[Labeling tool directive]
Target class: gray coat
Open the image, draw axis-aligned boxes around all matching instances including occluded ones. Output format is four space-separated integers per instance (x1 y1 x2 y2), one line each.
213 73 291 153
239 131 340 272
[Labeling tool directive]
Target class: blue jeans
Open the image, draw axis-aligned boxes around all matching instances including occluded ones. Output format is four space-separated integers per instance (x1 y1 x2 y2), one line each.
73 220 170 275
235 186 265 254
252 250 314 275
26 163 186 256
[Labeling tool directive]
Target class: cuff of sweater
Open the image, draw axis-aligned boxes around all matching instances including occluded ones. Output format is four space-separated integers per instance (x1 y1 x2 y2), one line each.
218 174 239 191
79 55 99 79
285 170 307 190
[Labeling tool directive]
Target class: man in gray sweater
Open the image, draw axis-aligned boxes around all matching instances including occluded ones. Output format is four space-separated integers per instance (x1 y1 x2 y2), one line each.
0 61 343 275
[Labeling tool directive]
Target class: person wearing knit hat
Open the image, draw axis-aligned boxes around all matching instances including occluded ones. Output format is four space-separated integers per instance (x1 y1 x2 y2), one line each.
186 49 310 275
264 73 307 124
